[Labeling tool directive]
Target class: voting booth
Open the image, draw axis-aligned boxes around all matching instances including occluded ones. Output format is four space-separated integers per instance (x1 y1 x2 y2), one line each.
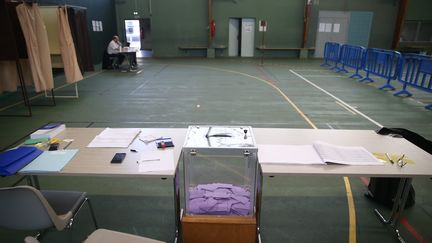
181 126 259 243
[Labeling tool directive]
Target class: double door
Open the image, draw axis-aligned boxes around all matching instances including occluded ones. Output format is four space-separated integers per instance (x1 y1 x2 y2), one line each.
315 11 350 58
229 18 255 57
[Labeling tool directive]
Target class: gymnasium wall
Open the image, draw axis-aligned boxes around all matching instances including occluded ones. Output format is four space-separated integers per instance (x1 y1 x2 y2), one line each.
114 0 411 57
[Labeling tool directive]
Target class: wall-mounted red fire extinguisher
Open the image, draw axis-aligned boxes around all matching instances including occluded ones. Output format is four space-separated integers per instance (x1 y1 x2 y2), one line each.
210 19 216 38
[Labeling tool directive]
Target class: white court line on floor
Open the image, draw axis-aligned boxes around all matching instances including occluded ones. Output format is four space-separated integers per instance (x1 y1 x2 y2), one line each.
326 123 335 129
285 69 324 72
302 75 344 78
408 97 427 106
335 101 357 115
290 69 383 128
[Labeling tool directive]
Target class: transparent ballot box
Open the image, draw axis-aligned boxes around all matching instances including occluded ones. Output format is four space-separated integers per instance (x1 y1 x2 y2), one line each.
182 126 258 216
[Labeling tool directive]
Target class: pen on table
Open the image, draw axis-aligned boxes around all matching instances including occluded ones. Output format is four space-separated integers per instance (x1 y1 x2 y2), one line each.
385 153 394 164
139 137 161 143
136 159 160 163
62 139 74 150
139 137 169 143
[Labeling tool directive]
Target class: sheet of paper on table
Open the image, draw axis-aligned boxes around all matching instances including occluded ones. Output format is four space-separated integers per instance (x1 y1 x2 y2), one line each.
138 150 175 172
87 128 140 148
258 144 323 164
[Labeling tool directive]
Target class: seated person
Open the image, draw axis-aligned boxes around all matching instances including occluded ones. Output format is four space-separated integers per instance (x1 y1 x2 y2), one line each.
107 35 125 68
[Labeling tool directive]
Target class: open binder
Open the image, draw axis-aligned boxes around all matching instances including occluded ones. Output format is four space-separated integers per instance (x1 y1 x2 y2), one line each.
258 141 383 165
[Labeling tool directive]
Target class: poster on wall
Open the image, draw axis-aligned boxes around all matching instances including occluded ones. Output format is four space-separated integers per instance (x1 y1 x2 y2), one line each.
319 23 325 32
91 20 103 32
324 23 332 32
259 20 267 32
245 23 253 32
92 20 97 31
333 23 340 33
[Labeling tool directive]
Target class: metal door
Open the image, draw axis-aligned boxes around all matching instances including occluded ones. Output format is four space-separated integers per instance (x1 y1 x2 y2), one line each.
140 18 152 50
228 18 240 56
124 19 141 49
315 11 350 58
241 18 255 57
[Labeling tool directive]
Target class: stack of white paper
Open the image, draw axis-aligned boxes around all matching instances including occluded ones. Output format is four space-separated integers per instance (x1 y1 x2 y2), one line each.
87 128 140 148
30 124 66 139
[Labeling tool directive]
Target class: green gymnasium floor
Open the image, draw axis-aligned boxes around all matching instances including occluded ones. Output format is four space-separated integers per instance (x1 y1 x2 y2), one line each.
0 58 431 243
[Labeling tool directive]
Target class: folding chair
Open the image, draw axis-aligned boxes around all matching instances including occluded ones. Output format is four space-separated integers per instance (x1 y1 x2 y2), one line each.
0 185 98 240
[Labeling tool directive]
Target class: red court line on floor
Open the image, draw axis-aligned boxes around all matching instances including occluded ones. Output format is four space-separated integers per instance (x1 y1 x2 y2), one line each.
400 217 428 243
255 65 277 84
358 177 427 243
359 177 369 186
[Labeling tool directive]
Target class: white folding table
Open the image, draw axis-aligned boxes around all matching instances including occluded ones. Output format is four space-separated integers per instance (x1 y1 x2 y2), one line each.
253 128 432 242
19 127 432 243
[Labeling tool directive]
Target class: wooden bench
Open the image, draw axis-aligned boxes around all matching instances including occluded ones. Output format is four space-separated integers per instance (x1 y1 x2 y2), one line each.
256 46 315 59
256 46 315 51
179 45 227 57
179 45 227 51
398 42 432 55
179 46 207 51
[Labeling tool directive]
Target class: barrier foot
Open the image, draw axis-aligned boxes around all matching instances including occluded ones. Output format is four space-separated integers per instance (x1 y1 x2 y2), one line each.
349 73 363 79
379 83 396 91
359 77 374 83
425 104 432 110
337 68 348 73
393 90 412 97
330 66 339 71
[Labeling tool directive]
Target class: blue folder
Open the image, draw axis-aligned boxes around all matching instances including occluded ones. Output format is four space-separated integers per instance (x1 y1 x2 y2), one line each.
0 146 43 176
40 123 63 130
20 149 78 173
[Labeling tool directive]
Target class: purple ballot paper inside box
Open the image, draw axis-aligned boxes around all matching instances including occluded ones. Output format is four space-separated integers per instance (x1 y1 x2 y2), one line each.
187 183 252 216
189 188 206 199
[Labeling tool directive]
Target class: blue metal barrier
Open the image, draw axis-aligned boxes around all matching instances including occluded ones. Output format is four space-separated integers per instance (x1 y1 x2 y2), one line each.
394 53 432 110
360 48 401 90
336 44 366 79
321 42 340 68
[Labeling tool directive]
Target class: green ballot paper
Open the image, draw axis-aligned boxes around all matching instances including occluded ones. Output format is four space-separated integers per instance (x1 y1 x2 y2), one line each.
24 138 49 145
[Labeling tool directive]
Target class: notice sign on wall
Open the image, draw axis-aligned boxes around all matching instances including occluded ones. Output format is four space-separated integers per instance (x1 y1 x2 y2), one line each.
319 23 333 33
259 20 267 32
92 20 103 32
333 23 340 33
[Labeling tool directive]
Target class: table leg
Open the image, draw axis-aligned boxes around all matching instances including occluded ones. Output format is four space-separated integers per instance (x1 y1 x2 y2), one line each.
11 175 28 186
173 162 180 243
24 175 40 189
374 177 412 243
256 164 263 243
127 54 132 71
